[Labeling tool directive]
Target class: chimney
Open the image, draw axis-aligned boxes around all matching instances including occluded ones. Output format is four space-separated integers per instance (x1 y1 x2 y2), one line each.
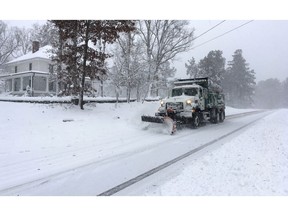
32 41 40 53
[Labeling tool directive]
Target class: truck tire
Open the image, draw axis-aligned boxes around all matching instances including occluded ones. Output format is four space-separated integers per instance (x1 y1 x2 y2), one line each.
192 113 200 128
210 109 219 124
219 110 225 122
214 112 219 124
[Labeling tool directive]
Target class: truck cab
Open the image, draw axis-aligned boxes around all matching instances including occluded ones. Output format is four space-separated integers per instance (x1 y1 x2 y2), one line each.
156 77 225 127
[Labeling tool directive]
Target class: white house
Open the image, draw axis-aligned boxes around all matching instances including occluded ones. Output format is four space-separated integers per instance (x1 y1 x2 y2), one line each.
0 41 57 96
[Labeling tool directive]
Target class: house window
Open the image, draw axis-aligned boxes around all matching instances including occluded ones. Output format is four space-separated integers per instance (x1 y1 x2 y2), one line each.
14 78 21 91
23 76 32 91
5 79 12 92
15 66 17 73
29 63 32 71
34 76 47 91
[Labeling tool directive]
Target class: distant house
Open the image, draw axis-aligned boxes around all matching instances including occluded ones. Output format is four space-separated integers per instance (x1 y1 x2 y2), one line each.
0 41 57 96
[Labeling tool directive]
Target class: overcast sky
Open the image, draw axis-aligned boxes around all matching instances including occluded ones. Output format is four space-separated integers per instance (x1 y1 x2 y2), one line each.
175 20 288 82
6 19 288 83
3 0 288 83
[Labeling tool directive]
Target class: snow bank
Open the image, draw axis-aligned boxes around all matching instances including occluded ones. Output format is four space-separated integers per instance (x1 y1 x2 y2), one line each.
225 106 258 115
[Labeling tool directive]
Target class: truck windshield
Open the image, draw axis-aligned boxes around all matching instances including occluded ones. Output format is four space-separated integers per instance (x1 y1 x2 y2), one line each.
184 88 198 96
172 88 183 96
172 88 198 97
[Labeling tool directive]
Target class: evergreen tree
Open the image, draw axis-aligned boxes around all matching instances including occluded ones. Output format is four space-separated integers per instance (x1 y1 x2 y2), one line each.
223 49 256 108
50 20 135 109
197 50 226 87
282 77 288 107
254 78 282 108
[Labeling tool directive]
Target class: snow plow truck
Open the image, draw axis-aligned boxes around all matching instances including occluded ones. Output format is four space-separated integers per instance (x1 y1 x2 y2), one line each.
141 77 225 134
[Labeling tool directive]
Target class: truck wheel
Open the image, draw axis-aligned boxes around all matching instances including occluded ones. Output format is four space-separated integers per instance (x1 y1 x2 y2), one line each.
213 111 219 124
192 114 200 128
209 108 218 124
219 110 225 122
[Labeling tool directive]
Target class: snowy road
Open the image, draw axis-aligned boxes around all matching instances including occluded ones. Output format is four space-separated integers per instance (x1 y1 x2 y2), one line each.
0 101 272 195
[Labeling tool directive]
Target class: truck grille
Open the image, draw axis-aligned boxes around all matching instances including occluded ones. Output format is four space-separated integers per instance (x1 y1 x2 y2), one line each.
166 102 184 110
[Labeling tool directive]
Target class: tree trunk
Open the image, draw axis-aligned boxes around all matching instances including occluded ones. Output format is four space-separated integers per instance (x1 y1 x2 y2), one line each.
127 84 131 103
100 80 104 97
79 21 90 110
136 82 140 102
115 86 119 108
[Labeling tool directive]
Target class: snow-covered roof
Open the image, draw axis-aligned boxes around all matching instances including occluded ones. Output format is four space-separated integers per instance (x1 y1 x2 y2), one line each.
5 45 53 65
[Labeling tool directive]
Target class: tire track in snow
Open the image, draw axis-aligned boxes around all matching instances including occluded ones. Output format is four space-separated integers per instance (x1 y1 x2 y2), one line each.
98 110 269 196
0 110 267 195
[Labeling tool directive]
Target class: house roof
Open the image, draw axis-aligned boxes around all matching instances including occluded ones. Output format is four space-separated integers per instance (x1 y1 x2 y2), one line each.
6 45 53 65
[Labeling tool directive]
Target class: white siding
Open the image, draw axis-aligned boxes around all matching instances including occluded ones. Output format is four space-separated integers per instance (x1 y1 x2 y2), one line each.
4 58 51 74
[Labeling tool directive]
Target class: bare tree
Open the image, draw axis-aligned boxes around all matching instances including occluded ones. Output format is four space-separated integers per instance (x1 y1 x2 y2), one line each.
30 22 58 47
112 31 146 102
14 27 33 56
138 20 194 97
0 21 21 66
185 57 199 78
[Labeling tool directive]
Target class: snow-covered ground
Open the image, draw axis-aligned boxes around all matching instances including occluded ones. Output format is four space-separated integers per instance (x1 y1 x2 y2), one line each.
131 109 288 195
1 101 288 214
0 100 287 196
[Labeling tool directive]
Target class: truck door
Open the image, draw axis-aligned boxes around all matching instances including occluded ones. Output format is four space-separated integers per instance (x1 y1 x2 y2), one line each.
198 88 205 110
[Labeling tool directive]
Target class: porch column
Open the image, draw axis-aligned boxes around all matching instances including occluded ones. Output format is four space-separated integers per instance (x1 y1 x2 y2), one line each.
46 77 49 93
20 77 23 92
12 78 14 92
31 74 34 97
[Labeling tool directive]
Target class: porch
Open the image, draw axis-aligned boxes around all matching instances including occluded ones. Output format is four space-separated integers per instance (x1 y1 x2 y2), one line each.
0 71 56 96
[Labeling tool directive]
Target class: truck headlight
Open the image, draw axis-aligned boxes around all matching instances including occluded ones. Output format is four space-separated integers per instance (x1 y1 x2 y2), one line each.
160 100 165 107
186 99 192 105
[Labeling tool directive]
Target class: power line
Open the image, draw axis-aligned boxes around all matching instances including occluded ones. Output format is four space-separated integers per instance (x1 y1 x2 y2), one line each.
193 20 226 41
191 20 254 50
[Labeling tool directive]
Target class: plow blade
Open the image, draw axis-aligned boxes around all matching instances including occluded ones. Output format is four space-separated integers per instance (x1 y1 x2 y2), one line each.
141 115 176 135
141 115 164 124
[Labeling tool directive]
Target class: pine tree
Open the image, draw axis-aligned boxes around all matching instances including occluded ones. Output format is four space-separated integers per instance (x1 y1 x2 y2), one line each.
282 77 288 107
223 49 256 108
254 78 282 108
197 50 226 87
